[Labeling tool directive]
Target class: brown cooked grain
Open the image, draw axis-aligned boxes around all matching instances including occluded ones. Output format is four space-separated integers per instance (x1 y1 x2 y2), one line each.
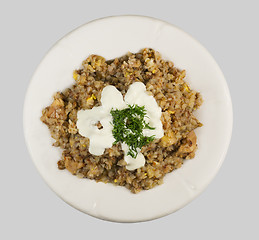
41 48 203 193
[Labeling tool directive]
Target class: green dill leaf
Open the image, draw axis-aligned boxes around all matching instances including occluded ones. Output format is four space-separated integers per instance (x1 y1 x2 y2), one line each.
110 104 156 159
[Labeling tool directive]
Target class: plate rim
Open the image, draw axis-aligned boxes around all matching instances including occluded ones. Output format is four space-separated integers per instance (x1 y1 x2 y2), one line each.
23 15 233 223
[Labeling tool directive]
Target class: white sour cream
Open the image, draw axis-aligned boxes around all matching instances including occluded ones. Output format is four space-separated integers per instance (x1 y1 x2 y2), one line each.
76 82 164 170
121 143 146 171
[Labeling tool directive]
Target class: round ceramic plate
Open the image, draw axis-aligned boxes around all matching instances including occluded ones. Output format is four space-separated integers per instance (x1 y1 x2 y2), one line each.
23 15 233 222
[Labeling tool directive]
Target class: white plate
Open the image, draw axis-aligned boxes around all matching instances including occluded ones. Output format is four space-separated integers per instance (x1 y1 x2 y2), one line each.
23 15 233 222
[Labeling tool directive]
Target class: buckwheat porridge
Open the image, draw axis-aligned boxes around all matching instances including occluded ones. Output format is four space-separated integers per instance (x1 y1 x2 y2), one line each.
41 48 203 193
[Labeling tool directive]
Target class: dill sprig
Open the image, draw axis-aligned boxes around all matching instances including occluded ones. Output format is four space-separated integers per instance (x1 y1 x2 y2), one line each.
110 104 155 158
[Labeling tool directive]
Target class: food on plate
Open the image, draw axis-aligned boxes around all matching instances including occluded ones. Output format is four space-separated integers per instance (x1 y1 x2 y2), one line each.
41 48 203 193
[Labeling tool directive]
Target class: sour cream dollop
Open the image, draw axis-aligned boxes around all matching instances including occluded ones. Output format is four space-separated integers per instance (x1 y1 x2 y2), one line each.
76 82 164 170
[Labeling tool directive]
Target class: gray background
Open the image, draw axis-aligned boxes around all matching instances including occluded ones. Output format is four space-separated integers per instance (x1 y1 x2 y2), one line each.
1 0 258 239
